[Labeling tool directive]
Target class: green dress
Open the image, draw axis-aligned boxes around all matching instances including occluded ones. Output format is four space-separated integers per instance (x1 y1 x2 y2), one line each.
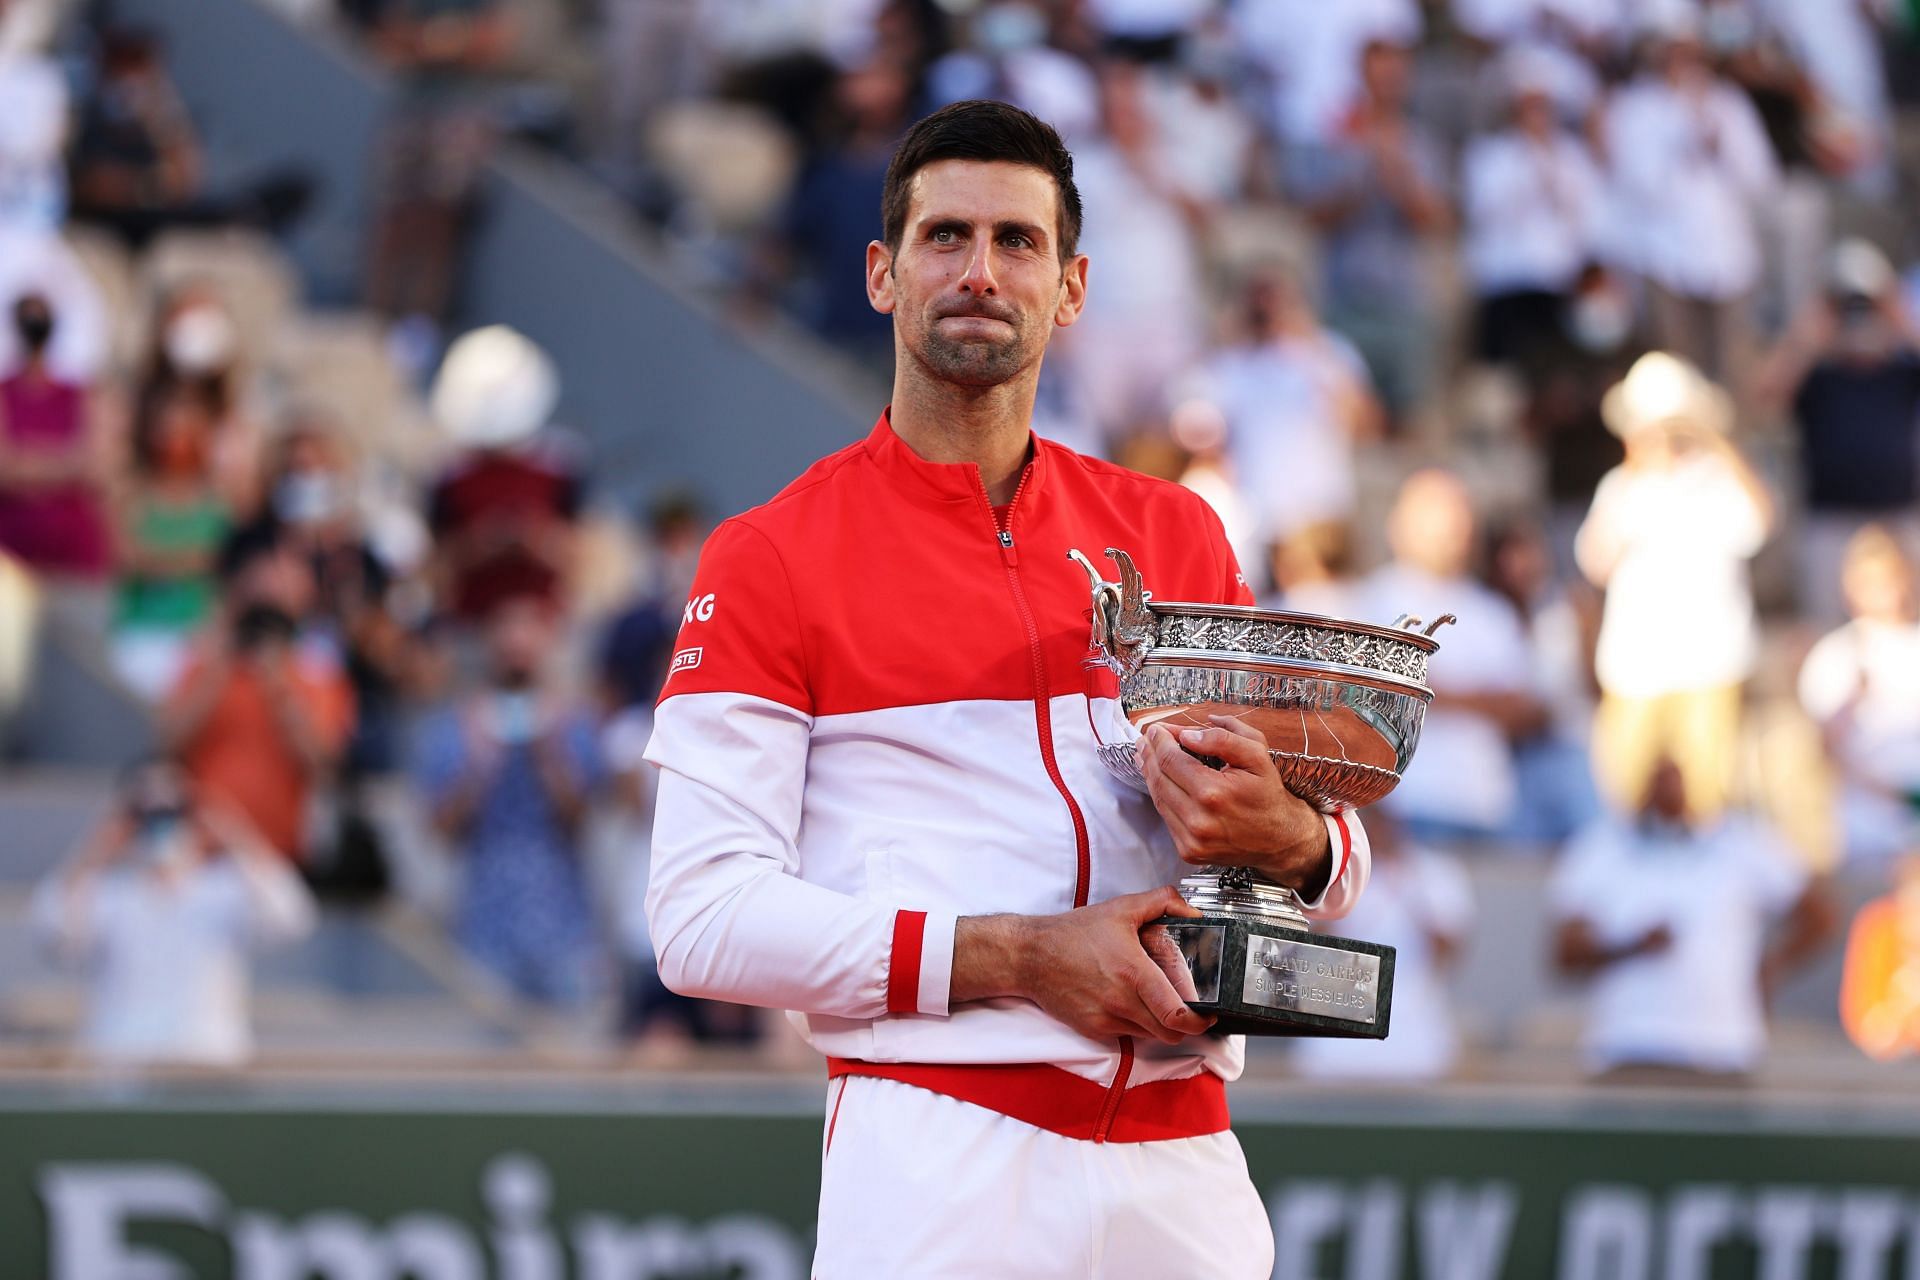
114 490 230 633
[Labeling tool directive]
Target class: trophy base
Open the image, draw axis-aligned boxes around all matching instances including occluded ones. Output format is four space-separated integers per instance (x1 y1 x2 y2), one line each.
1152 915 1396 1038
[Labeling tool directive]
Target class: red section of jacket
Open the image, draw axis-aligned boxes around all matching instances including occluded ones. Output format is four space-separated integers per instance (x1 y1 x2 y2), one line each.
660 413 1252 717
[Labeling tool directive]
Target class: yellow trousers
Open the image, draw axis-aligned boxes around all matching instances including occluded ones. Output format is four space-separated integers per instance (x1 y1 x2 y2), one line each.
1592 684 1743 820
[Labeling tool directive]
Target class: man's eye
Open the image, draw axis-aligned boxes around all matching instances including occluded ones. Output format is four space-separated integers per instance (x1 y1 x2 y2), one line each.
932 229 957 243
1003 235 1031 249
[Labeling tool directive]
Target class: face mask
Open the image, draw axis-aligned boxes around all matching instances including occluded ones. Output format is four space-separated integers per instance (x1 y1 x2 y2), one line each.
164 307 238 375
274 472 345 526
1568 290 1633 353
977 3 1045 54
15 308 53 352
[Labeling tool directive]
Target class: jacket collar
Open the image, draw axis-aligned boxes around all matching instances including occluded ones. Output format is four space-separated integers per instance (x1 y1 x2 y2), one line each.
863 409 1049 510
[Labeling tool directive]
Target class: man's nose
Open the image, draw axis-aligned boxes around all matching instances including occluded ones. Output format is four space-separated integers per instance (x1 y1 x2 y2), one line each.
956 241 997 295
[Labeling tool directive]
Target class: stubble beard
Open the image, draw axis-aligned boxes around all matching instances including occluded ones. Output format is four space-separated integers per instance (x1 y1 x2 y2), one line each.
913 326 1030 387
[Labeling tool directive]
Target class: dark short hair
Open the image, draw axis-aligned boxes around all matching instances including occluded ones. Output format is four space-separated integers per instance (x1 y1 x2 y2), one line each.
881 100 1083 263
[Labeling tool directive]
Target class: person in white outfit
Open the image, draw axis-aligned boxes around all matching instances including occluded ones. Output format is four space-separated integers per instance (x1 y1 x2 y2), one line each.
31 758 317 1068
1577 351 1772 822
1553 755 1834 1082
1604 15 1780 386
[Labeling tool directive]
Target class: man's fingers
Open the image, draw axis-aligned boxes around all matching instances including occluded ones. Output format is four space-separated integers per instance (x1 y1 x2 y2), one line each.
1142 923 1201 1001
1121 884 1199 923
1178 719 1273 772
1130 957 1214 1041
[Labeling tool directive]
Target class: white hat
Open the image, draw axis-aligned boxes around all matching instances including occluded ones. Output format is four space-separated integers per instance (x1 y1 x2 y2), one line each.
430 325 559 449
1601 351 1732 439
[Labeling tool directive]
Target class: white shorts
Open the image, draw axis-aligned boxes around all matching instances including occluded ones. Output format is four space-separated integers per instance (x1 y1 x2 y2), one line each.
813 1075 1273 1279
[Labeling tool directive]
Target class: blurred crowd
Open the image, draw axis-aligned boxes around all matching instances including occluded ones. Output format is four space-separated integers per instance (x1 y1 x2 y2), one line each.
4 0 1920 1082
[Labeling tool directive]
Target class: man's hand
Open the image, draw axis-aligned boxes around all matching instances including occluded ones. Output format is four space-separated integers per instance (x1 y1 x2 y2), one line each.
1137 717 1333 895
952 888 1216 1045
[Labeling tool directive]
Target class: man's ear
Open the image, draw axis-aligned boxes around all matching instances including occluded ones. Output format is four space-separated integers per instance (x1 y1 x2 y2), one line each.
867 241 896 315
1053 253 1089 329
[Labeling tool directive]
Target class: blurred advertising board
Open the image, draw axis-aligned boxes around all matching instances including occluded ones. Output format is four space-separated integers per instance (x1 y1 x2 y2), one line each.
4 1087 1919 1279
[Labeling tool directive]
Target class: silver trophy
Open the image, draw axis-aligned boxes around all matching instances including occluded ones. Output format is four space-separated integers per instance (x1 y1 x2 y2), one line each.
1072 547 1451 1037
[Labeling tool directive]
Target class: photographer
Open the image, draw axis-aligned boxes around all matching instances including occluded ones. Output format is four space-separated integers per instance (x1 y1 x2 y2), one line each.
1577 352 1773 823
1756 238 1920 624
411 588 604 1008
159 519 355 862
30 758 316 1067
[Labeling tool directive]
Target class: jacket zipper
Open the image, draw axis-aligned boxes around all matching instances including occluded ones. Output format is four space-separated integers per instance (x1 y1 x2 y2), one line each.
976 464 1126 1142
974 467 1093 909
1092 1038 1134 1143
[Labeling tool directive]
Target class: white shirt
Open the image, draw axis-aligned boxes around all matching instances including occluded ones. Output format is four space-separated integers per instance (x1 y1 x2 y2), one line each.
1604 75 1780 300
1232 0 1421 144
1761 0 1889 153
1188 333 1371 541
1358 565 1534 830
1463 128 1607 295
1799 619 1920 792
1293 844 1473 1081
0 54 67 232
1577 456 1766 697
32 841 317 1066
1553 814 1807 1073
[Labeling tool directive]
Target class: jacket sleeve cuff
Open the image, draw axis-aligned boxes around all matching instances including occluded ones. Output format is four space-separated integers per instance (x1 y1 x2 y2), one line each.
1298 809 1363 913
886 908 958 1017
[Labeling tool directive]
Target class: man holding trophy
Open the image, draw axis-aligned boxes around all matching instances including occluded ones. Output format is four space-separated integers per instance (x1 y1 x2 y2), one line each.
647 101 1444 1277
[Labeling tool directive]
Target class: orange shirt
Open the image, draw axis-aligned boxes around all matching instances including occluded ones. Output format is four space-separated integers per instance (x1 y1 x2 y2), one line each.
1839 896 1920 1060
172 652 355 860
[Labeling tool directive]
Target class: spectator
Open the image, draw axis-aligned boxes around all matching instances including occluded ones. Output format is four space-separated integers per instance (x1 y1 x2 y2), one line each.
138 285 265 518
160 519 356 861
353 0 513 332
30 758 317 1068
1232 0 1420 146
0 20 70 231
267 417 408 775
775 58 912 374
1265 520 1363 619
1797 526 1920 867
68 28 309 247
1604 14 1778 387
597 493 706 716
1756 238 1920 624
1553 756 1835 1084
1053 62 1207 441
1485 517 1601 844
1293 806 1473 1082
1359 469 1547 842
0 228 112 381
0 293 114 603
412 590 605 1007
1182 265 1382 554
927 4 1100 145
1577 352 1771 821
426 325 582 625
110 381 231 701
1461 49 1608 380
1840 855 1920 1062
1287 37 1450 427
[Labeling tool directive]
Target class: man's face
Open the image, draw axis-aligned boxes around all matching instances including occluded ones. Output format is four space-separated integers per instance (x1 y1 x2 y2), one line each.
486 596 555 686
868 159 1087 389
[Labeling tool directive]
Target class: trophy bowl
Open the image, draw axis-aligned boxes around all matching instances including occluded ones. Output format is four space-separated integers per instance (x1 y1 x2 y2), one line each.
1072 547 1451 1038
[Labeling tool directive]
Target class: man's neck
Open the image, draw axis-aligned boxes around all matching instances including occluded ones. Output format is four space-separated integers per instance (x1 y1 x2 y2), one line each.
888 363 1038 507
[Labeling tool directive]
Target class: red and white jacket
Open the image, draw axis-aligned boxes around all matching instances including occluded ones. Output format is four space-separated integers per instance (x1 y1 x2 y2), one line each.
646 414 1370 1142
